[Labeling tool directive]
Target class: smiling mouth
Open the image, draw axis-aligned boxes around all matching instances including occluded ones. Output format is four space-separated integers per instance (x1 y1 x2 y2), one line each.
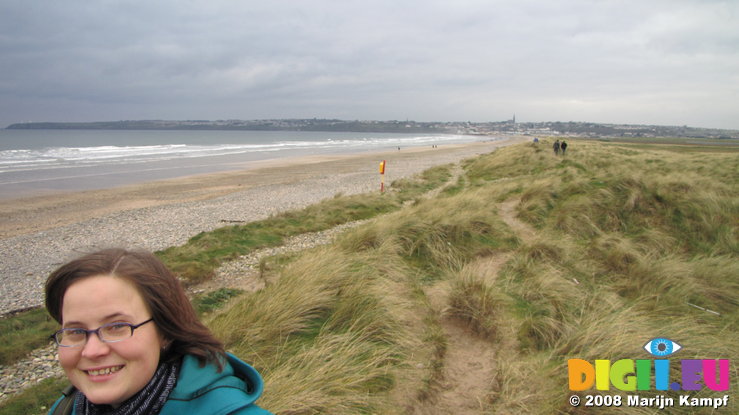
85 365 124 376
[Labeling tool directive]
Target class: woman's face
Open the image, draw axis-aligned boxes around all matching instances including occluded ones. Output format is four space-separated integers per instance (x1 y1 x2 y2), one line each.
58 275 165 406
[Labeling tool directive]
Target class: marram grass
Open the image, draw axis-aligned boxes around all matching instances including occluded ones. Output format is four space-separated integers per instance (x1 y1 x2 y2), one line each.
203 140 736 414
208 245 420 414
477 140 738 413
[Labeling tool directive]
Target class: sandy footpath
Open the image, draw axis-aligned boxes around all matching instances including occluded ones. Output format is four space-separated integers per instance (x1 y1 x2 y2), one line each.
0 137 525 315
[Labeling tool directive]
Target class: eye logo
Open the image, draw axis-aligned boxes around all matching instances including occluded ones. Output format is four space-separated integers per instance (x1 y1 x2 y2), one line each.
644 338 682 357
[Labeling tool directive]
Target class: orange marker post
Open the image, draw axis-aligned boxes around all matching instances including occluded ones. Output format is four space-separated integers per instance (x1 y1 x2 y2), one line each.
379 160 386 192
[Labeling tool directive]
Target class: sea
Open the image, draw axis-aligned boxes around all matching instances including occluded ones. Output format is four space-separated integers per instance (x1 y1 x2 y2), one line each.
0 129 486 199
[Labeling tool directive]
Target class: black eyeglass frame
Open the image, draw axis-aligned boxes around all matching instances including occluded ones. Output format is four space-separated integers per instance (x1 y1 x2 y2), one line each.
50 318 154 347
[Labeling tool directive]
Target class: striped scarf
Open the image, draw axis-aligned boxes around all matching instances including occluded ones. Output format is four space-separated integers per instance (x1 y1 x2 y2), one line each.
74 360 179 415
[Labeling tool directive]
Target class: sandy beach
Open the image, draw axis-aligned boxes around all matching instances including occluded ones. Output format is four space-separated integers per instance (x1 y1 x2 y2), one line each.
0 137 525 315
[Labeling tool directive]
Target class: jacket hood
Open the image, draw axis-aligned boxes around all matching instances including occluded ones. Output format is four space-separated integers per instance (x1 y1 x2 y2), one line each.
163 353 266 414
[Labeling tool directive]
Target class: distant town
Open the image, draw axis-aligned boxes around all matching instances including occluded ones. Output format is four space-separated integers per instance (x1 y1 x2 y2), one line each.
6 118 739 139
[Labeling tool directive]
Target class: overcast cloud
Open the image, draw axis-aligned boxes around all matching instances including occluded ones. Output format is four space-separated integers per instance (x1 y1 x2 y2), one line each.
1 0 737 129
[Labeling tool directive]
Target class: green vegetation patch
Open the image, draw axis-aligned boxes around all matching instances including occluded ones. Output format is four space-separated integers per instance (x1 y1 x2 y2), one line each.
157 165 453 285
390 164 453 201
0 377 68 415
192 288 245 316
0 308 57 366
157 192 399 284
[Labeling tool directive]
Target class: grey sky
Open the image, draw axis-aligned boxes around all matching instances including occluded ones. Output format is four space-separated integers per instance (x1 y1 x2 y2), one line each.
1 0 737 129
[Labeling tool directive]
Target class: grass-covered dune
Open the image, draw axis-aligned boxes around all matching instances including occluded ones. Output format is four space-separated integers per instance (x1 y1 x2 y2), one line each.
2 139 737 414
216 139 736 414
209 139 737 413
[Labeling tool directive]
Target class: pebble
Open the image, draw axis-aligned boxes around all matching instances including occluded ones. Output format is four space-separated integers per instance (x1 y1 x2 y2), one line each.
0 345 64 403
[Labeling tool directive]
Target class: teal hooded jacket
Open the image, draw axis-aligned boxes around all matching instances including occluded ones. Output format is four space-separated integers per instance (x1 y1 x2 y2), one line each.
48 353 272 415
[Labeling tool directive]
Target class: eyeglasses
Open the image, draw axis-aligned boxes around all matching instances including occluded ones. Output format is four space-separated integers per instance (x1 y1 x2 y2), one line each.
50 318 154 347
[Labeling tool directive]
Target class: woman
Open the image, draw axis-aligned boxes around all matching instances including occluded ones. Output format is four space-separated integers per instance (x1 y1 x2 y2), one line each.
45 248 272 415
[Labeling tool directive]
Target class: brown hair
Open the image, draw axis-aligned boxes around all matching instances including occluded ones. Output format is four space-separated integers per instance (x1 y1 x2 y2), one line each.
45 248 225 370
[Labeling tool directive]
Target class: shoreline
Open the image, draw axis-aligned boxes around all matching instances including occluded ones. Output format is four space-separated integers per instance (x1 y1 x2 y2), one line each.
0 137 525 315
0 139 517 238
